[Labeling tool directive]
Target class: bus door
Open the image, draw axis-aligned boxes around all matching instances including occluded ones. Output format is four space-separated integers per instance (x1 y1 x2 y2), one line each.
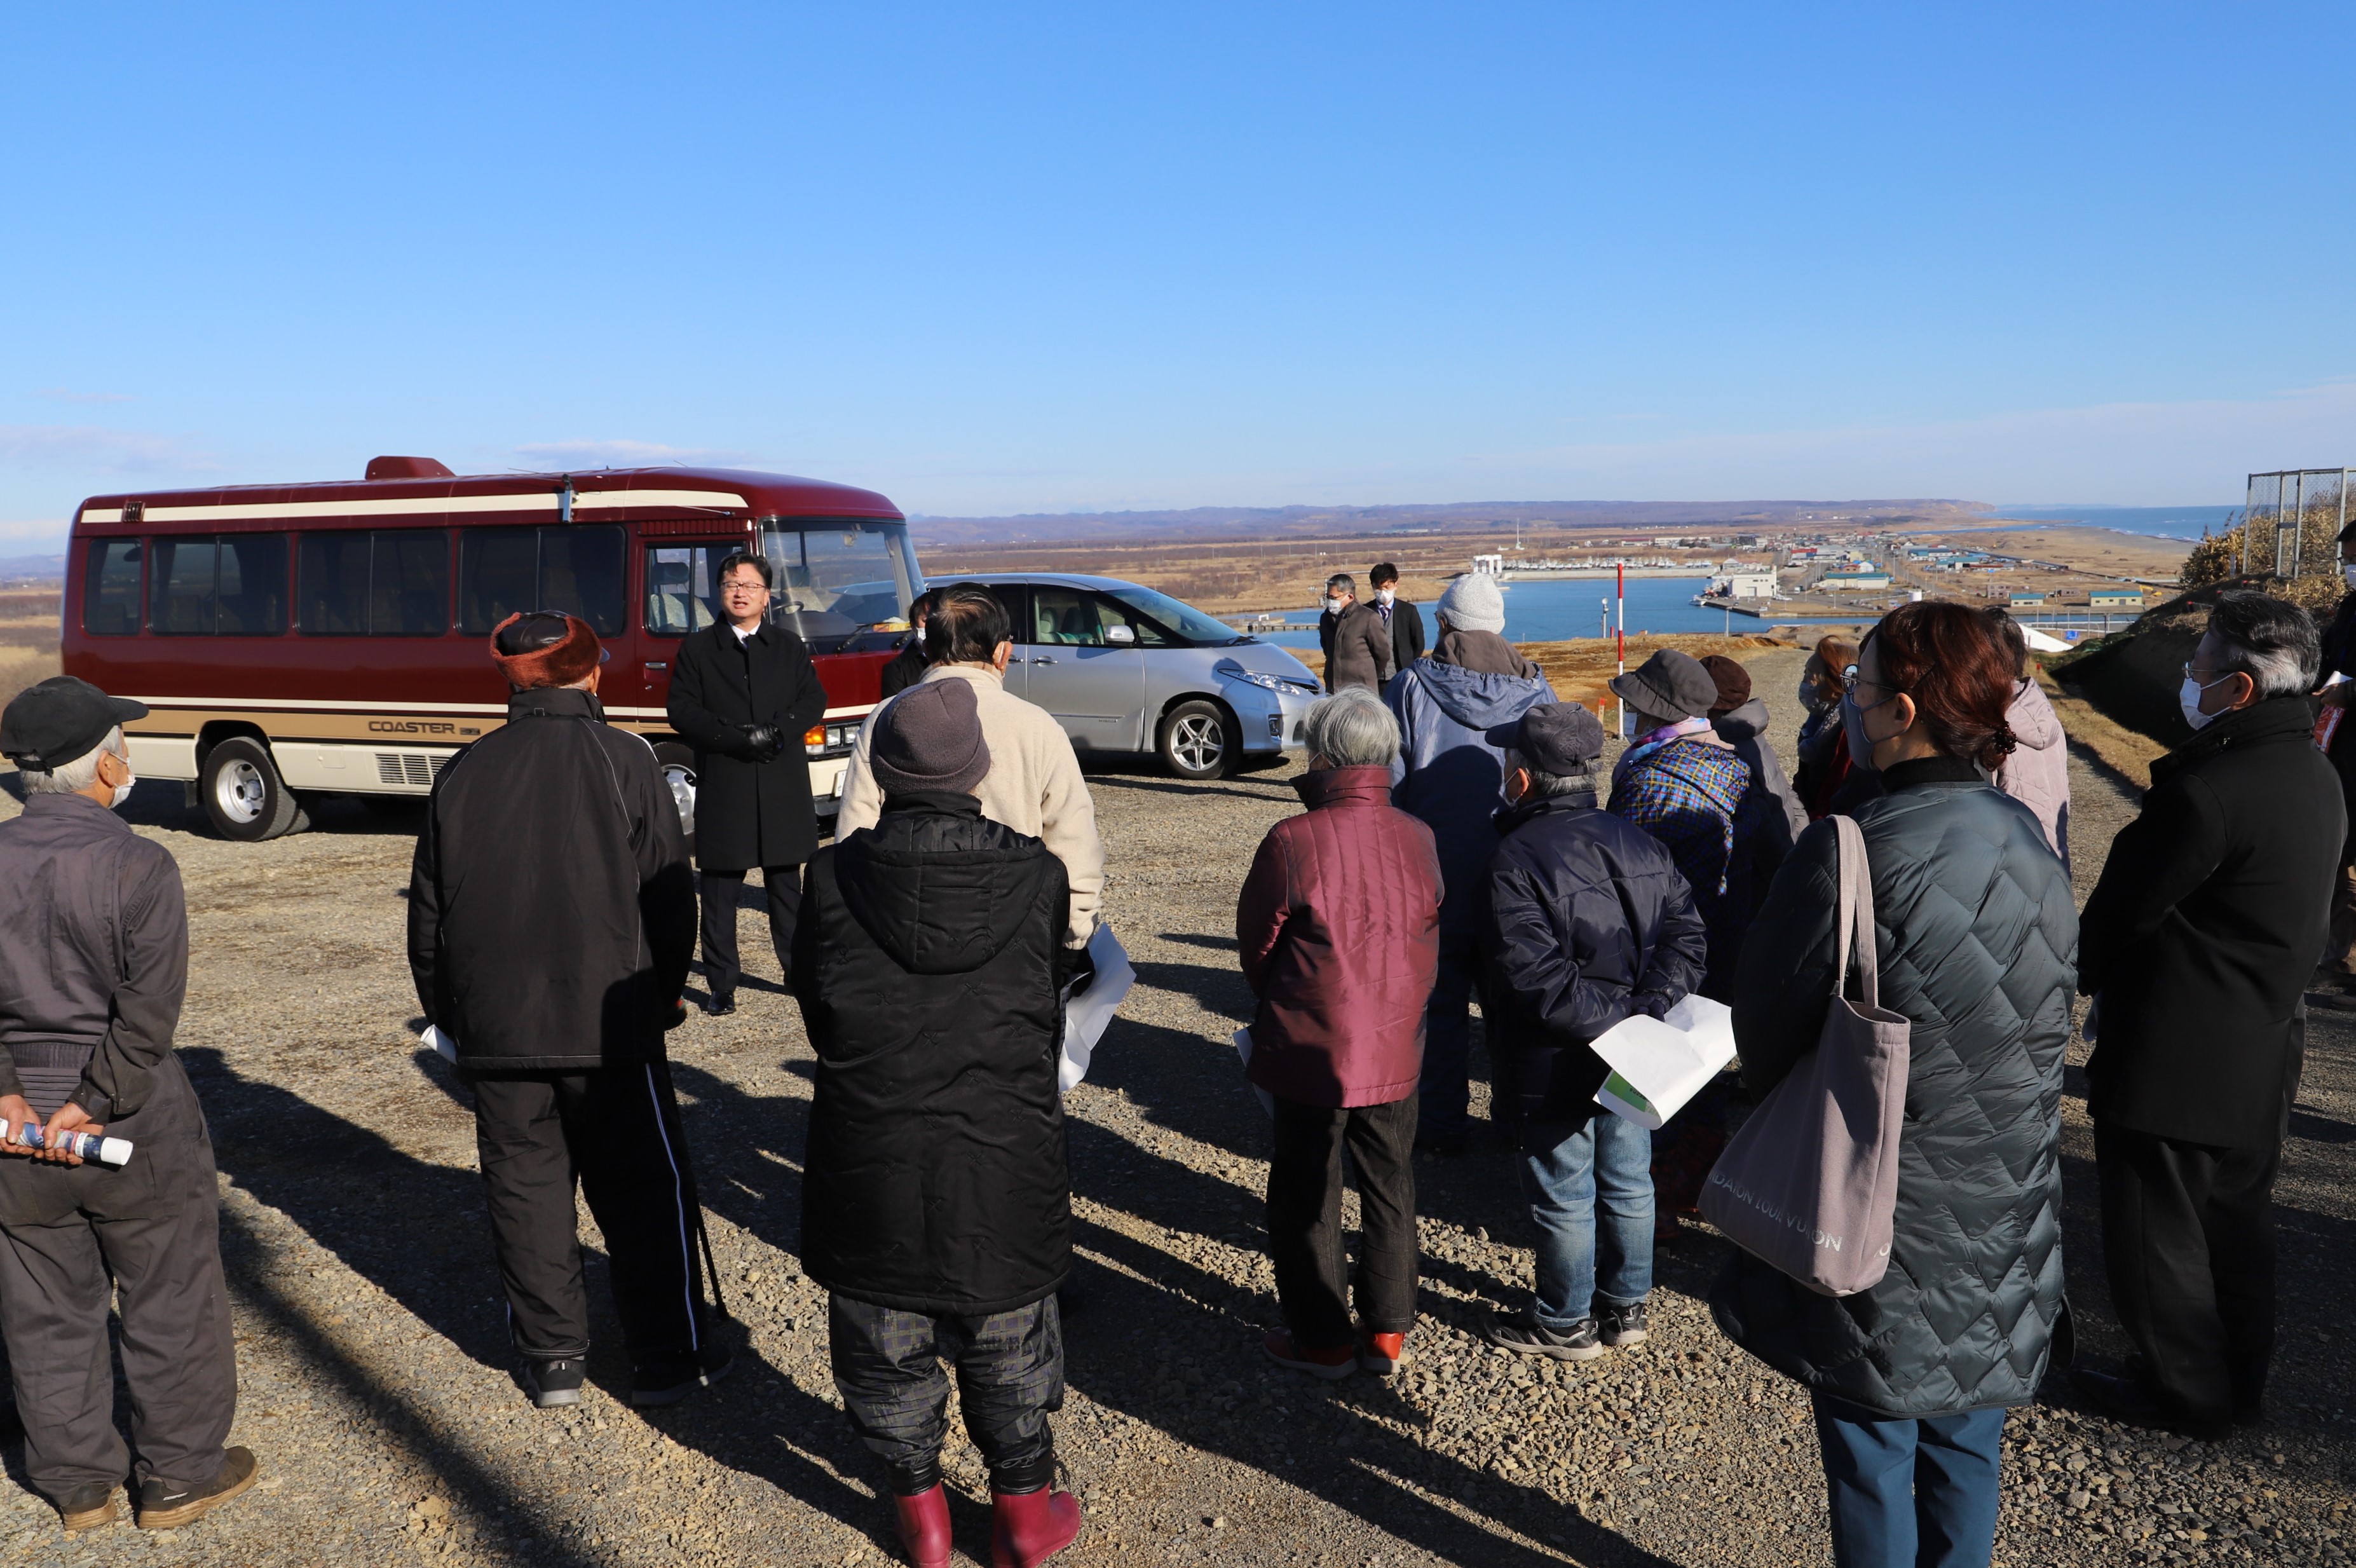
634 540 734 712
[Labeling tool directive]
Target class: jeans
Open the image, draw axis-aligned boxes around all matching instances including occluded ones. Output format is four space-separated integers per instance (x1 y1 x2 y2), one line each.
1517 1111 1653 1326
1267 1096 1419 1348
829 1293 1064 1496
1417 937 1478 1140
1813 1400 2005 1568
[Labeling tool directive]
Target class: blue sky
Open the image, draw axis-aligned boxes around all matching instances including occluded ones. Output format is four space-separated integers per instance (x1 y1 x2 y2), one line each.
5 3 2353 547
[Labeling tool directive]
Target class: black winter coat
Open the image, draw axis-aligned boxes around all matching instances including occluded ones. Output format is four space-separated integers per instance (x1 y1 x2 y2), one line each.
878 636 929 699
793 793 1073 1315
1713 757 2078 1420
2080 696 2344 1149
665 620 828 871
409 688 697 1072
1478 794 1708 1127
2315 592 2356 856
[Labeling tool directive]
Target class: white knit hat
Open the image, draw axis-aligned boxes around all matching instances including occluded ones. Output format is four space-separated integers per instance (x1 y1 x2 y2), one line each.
1436 573 1506 635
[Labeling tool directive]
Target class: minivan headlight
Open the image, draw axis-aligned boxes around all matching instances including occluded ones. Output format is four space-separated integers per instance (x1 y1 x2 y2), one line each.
1215 659 1319 697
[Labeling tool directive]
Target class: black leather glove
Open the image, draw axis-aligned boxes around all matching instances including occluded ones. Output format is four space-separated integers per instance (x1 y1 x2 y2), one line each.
738 724 782 761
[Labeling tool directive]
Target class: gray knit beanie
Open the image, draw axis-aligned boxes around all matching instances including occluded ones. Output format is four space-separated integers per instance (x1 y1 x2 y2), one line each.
1436 573 1506 635
871 678 991 797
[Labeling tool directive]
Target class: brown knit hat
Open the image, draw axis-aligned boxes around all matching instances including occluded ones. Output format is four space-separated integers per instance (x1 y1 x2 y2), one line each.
872 679 991 797
489 612 608 689
1698 654 1753 717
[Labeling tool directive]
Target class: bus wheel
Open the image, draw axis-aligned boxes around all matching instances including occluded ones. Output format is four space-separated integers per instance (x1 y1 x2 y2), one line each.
653 742 698 858
1160 700 1233 781
201 738 306 842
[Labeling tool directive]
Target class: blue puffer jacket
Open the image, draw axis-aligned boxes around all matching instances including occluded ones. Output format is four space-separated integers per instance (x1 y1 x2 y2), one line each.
1713 755 2078 1419
1386 655 1556 937
1478 794 1708 1126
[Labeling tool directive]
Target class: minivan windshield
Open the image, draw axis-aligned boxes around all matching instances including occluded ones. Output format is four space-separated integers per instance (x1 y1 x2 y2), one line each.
1103 583 1249 646
755 519 922 653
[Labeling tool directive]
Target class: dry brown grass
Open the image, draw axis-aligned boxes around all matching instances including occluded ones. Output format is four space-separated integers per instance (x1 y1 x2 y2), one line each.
2036 668 2165 790
0 648 59 712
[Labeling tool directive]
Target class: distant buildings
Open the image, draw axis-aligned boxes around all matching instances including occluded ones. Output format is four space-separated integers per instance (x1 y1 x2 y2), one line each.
1821 568 1892 590
2088 588 2145 608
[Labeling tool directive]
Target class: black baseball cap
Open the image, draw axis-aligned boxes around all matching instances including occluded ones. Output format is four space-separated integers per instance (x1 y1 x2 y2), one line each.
1485 702 1605 773
0 677 148 773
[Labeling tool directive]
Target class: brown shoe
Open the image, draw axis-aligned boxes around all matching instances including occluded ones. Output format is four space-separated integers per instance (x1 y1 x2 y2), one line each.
55 1484 119 1533
136 1447 259 1530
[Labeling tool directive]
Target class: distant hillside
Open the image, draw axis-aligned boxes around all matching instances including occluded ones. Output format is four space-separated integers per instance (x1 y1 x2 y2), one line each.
0 555 64 584
909 498 1992 549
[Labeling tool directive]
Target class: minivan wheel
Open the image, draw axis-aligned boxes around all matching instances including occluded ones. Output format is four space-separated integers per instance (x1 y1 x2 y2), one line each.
1160 700 1233 781
201 738 307 842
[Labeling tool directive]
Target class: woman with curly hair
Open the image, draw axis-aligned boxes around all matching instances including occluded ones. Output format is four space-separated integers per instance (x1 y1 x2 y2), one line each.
1713 599 2079 1568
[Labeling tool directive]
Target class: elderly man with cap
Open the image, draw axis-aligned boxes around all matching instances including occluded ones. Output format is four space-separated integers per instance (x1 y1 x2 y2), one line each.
1384 569 1555 1156
409 612 720 1410
0 677 255 1533
1477 702 1706 1362
1607 648 1783 1000
795 678 1083 1568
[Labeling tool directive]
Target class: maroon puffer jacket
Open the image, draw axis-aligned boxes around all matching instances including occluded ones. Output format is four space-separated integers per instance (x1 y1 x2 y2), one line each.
1235 766 1443 1107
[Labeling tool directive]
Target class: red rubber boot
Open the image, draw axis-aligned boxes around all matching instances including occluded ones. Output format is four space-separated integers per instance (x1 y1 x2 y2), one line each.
892 1484 951 1568
990 1483 1082 1568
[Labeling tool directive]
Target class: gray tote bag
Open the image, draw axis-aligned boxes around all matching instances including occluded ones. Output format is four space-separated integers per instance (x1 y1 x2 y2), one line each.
1701 814 1910 1297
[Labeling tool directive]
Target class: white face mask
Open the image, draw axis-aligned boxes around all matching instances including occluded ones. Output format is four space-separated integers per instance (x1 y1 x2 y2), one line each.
1375 587 1396 606
2342 562 2356 589
109 759 135 808
913 623 926 646
1325 596 1347 615
2179 674 2231 732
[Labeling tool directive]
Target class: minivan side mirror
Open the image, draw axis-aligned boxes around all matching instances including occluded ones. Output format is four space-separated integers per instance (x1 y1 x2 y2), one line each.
1105 623 1136 645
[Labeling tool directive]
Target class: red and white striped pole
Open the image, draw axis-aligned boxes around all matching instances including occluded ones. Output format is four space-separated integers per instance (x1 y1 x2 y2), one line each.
1615 561 1626 737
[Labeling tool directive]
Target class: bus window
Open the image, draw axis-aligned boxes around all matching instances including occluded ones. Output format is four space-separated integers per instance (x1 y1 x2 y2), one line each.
460 526 625 636
371 531 451 635
83 540 142 636
149 535 289 636
755 520 922 652
301 531 449 635
644 545 725 636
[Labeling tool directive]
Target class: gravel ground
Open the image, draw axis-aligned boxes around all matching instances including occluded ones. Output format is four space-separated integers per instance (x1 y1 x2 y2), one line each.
0 644 2348 1567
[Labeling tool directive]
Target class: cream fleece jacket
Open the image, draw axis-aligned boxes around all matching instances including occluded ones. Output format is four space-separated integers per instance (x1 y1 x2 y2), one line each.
836 662 1105 946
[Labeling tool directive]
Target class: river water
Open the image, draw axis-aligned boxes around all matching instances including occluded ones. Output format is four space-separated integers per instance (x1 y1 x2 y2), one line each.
1255 576 1834 649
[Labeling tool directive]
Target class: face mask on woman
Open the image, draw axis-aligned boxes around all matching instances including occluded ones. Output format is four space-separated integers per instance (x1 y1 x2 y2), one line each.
1842 688 1889 772
1799 677 1830 714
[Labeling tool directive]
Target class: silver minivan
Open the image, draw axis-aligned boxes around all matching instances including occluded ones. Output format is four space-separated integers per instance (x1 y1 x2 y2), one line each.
951 573 1322 779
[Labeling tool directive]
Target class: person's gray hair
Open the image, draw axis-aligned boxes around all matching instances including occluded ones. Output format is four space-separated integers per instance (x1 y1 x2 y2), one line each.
1304 688 1398 768
1325 573 1355 596
20 726 125 796
2209 589 2319 699
1502 746 1596 800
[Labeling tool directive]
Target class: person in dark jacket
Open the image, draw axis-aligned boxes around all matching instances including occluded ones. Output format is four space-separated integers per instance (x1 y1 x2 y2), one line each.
0 678 257 1533
1476 702 1707 1361
794 677 1081 1568
1384 571 1556 1154
409 613 721 1410
1608 648 1784 1000
1795 632 1883 821
1236 688 1441 1380
2312 525 2356 982
878 589 936 700
1316 573 1395 693
2075 590 2344 1440
1717 601 2077 1568
1701 653 1805 843
665 551 829 1014
1368 562 1426 678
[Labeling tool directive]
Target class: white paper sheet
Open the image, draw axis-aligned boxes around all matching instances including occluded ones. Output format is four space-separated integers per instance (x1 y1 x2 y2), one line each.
420 1024 460 1063
1230 1026 1277 1119
1589 994 1737 1129
1058 924 1135 1092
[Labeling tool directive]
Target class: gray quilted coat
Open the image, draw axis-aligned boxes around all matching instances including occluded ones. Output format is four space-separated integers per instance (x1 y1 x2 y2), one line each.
1712 756 2078 1419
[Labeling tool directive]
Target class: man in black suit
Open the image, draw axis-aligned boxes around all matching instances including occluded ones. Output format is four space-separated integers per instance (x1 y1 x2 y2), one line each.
665 552 829 1015
2076 590 2345 1438
1370 562 1425 681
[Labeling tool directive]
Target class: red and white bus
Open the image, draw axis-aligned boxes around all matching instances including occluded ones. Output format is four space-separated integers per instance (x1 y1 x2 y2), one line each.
60 456 923 842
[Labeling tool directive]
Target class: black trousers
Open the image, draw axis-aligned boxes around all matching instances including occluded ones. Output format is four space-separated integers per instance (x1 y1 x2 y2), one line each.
2095 1121 2280 1424
698 865 801 999
829 1293 1063 1496
1267 1094 1419 1348
0 1058 235 1499
472 1062 712 1368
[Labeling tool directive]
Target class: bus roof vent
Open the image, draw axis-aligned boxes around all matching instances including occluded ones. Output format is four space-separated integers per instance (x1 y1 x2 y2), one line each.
365 455 456 481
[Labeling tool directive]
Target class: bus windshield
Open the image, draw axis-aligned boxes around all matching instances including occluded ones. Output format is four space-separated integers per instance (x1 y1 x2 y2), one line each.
756 519 922 653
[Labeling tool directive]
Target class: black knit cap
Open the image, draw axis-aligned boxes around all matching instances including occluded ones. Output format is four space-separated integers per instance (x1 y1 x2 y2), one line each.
872 679 991 797
0 676 147 772
1485 702 1604 774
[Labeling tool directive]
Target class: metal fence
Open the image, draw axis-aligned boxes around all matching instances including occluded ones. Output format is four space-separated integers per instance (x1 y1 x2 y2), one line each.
2243 468 2350 578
